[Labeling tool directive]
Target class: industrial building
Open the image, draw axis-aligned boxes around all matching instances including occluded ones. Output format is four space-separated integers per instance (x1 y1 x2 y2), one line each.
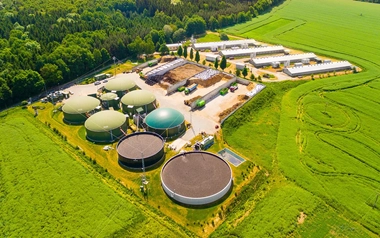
192 39 257 51
120 90 157 115
104 78 137 97
283 61 352 77
166 43 182 51
62 96 100 124
250 53 317 67
100 92 119 109
117 132 165 170
219 45 285 58
145 58 187 79
161 151 233 206
144 107 185 139
85 110 128 143
205 54 220 62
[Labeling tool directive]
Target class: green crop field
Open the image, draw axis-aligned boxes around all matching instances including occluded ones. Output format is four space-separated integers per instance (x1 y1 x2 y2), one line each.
0 108 187 237
218 0 380 236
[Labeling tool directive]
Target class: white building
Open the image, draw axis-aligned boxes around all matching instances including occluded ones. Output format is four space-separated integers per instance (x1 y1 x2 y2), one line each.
192 39 257 51
250 53 317 67
283 61 352 77
220 45 285 58
166 43 182 51
235 62 246 70
205 54 220 62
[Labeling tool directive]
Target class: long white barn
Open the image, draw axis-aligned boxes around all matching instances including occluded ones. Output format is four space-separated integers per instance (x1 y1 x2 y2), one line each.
251 53 317 67
219 45 285 58
192 39 257 51
284 61 352 77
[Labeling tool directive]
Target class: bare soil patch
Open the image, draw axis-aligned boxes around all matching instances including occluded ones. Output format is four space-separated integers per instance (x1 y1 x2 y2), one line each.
163 64 205 83
189 73 233 88
297 212 307 224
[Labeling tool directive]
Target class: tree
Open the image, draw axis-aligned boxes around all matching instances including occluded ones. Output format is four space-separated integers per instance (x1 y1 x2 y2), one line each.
214 58 219 69
40 63 63 87
185 16 206 36
258 75 262 82
195 51 200 63
236 68 241 77
172 28 186 43
190 48 194 60
209 16 219 31
159 44 169 56
250 73 255 81
101 48 110 63
242 67 248 78
93 49 102 65
183 46 188 59
202 60 206 65
220 56 227 71
220 33 229 41
177 45 183 57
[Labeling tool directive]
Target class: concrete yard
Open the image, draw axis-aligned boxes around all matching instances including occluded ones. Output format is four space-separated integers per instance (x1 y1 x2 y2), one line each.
66 63 252 142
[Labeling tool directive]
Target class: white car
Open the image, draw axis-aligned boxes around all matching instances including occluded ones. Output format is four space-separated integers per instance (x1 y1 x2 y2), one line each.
94 81 101 85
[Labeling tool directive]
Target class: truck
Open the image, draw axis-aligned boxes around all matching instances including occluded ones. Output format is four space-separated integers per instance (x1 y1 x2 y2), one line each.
200 136 214 150
148 59 158 67
229 82 238 92
184 83 198 95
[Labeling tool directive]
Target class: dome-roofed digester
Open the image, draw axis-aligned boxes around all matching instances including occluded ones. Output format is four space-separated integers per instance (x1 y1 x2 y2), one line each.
117 132 165 170
85 110 128 142
121 90 157 115
144 107 185 139
100 92 119 109
62 96 100 124
104 78 137 97
161 151 233 206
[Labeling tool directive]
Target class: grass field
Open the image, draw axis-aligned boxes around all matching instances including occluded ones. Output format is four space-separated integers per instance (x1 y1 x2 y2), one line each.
218 0 380 236
0 108 188 237
196 31 242 43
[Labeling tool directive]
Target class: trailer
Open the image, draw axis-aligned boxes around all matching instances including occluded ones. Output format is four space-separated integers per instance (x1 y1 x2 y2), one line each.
148 59 158 67
200 136 214 150
185 83 198 95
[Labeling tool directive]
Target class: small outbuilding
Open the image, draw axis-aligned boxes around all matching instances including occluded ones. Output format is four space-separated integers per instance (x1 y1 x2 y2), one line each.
62 96 100 124
144 107 185 139
85 110 128 143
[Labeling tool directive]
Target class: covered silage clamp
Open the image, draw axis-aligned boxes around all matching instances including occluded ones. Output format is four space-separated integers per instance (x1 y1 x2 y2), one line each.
121 90 157 115
104 78 137 97
144 107 185 139
62 96 100 124
85 110 128 143
100 92 119 109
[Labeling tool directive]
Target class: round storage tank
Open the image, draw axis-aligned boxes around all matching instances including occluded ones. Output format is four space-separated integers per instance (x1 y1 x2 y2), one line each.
100 92 120 109
62 96 100 124
161 151 233 206
104 78 136 97
85 110 128 143
117 132 165 169
121 90 157 115
144 108 185 139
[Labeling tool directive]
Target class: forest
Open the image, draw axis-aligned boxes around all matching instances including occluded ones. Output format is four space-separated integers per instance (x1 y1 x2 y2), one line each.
0 0 284 107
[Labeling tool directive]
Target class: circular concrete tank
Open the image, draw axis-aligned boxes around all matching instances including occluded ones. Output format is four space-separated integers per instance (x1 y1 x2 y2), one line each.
62 96 100 124
117 132 165 169
85 110 128 143
161 151 233 206
144 107 185 139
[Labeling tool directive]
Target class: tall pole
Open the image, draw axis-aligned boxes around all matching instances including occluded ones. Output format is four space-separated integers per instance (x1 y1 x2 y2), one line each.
113 56 116 78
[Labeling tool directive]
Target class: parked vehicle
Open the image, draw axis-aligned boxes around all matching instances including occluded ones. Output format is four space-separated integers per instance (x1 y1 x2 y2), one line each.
184 83 198 95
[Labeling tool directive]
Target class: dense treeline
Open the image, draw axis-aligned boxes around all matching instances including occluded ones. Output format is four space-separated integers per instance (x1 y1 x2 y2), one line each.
0 0 284 107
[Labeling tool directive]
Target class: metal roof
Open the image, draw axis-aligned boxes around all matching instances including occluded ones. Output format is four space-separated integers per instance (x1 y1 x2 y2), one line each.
251 53 317 65
104 78 136 91
120 90 156 106
220 45 284 57
85 110 126 132
284 61 352 76
100 92 118 101
144 108 184 129
62 96 100 114
193 39 256 49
